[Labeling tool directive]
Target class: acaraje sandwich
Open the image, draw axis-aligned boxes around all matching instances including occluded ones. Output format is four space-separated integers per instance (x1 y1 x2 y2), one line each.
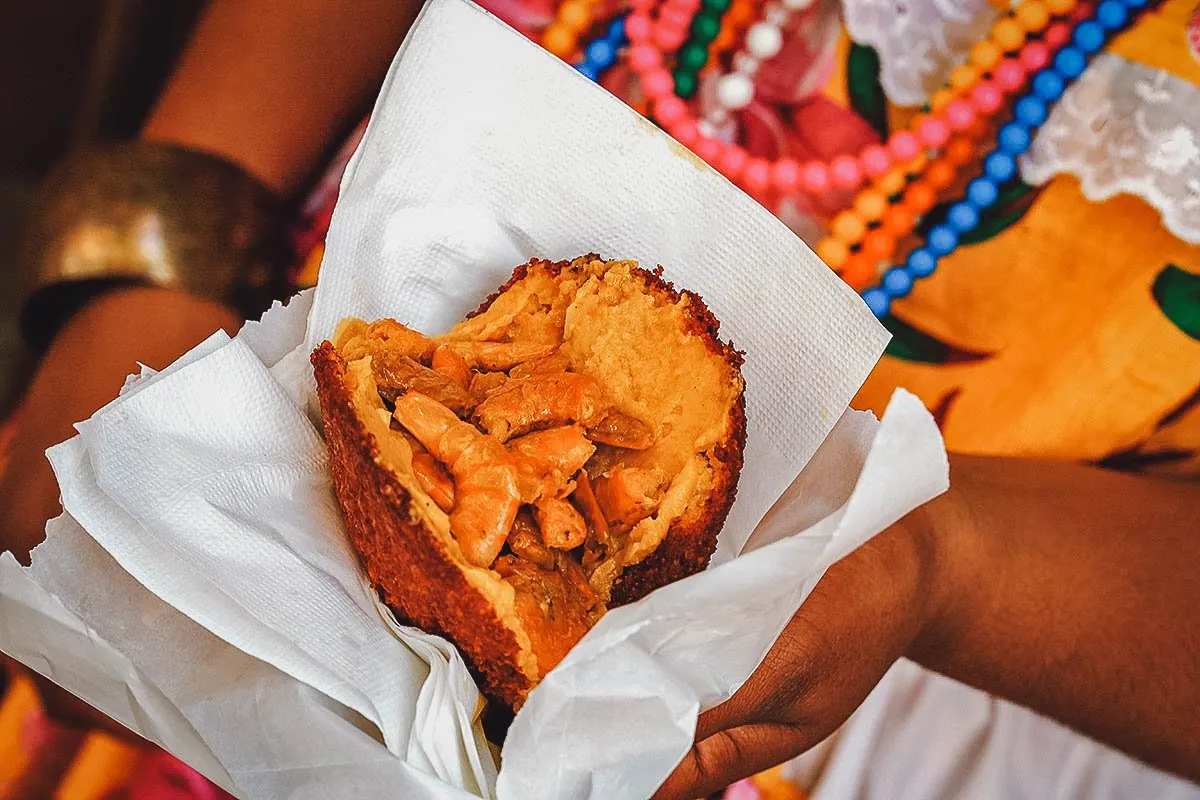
312 255 745 710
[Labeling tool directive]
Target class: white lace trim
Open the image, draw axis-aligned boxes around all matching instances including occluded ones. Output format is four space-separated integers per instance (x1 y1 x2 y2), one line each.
841 0 1002 106
1021 53 1200 245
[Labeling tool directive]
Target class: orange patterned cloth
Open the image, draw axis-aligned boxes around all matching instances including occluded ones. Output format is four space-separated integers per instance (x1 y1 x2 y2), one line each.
831 0 1200 479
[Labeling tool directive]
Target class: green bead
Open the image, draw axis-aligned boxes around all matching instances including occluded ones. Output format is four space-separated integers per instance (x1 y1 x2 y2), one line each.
672 68 699 99
679 41 708 71
702 0 733 13
690 13 721 44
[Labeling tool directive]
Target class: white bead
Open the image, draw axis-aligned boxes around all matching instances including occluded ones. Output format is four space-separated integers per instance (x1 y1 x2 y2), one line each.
781 0 814 9
715 73 755 110
764 5 790 25
732 52 761 75
745 22 784 59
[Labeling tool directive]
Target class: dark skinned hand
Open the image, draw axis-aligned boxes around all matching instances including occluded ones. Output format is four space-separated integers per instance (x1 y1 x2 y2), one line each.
652 506 942 800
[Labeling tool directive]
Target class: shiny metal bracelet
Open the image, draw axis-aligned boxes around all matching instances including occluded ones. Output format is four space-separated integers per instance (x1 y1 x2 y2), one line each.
19 141 286 349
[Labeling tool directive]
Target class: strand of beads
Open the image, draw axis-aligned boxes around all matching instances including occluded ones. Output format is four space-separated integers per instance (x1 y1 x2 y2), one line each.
576 17 630 81
709 0 760 69
625 0 1079 198
543 0 603 60
673 0 737 99
830 2 1093 288
814 7 1085 283
836 0 1076 196
703 0 815 127
818 133 982 287
649 0 701 51
858 0 1154 319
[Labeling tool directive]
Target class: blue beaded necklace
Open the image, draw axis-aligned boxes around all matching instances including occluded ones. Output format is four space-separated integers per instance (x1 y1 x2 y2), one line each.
575 17 629 81
862 0 1151 318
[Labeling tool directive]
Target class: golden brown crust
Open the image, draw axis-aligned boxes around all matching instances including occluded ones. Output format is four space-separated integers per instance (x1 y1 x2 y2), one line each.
312 342 532 708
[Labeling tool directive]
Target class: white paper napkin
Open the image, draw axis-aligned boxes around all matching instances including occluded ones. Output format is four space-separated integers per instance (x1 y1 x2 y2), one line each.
9 514 469 800
3 381 943 799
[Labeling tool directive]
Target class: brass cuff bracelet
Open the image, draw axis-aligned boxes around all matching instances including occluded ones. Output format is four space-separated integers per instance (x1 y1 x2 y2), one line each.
18 141 287 350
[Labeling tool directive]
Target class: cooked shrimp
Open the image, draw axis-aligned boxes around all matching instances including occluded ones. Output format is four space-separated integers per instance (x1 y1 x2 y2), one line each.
593 467 666 527
444 340 556 370
469 371 509 402
431 344 472 391
392 392 519 568
474 372 607 442
572 472 610 545
587 411 655 450
339 319 437 363
372 350 476 414
411 452 454 512
507 511 556 569
534 496 588 550
508 426 596 502
509 352 572 379
555 550 600 614
493 553 595 665
368 319 439 359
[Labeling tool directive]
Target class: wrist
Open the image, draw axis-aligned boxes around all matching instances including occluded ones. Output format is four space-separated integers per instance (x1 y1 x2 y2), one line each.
59 286 243 355
34 286 242 412
19 141 286 351
19 286 240 469
904 454 983 669
828 502 945 662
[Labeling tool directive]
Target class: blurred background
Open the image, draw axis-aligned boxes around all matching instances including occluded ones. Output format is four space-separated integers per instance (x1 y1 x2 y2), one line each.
0 0 204 419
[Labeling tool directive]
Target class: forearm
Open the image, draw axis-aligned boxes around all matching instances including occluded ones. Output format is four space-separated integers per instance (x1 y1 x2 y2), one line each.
913 455 1200 781
142 0 423 193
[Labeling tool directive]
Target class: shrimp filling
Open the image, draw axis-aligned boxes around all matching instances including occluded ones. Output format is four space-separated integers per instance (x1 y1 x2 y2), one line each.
333 258 742 679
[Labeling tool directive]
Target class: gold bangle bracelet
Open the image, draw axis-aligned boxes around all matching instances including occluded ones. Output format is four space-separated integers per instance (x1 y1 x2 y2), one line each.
19 141 286 349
